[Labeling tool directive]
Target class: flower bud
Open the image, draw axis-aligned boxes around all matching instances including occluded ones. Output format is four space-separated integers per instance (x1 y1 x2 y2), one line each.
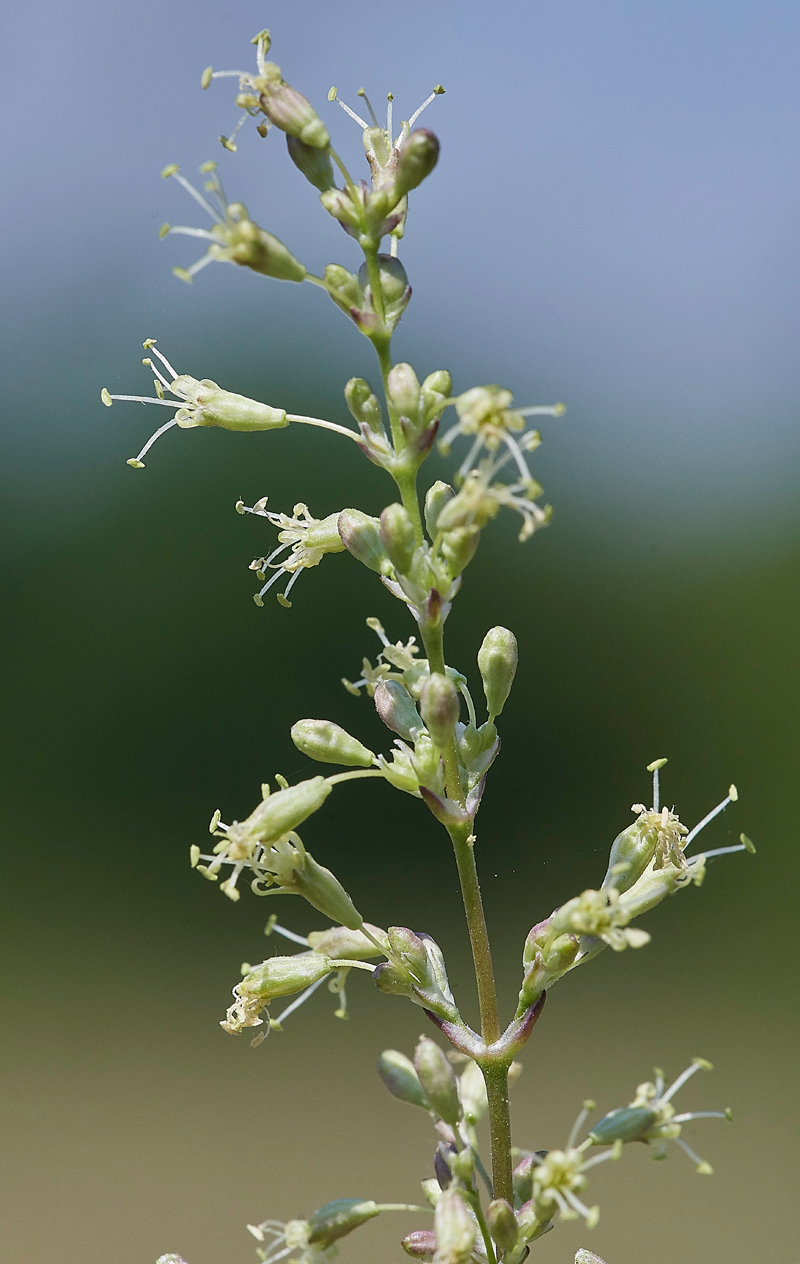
337 509 391 574
324 263 364 314
243 777 332 845
308 923 387 959
402 1230 437 1261
512 1154 536 1205
441 526 480 577
394 129 440 198
372 961 414 998
433 1187 475 1264
291 719 375 768
477 626 518 720
421 370 452 423
451 1148 475 1183
419 674 460 750
575 1251 609 1264
414 1036 462 1127
374 680 425 741
601 818 659 894
486 1199 518 1254
239 953 333 1001
388 925 430 973
588 1106 657 1146
425 482 455 538
458 1060 488 1124
307 1199 381 1247
434 1142 456 1190
292 850 363 930
377 1049 430 1109
380 503 417 573
285 134 336 190
344 378 383 432
387 363 421 422
258 63 330 148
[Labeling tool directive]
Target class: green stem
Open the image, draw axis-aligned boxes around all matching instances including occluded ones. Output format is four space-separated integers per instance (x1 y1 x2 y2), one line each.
373 336 424 544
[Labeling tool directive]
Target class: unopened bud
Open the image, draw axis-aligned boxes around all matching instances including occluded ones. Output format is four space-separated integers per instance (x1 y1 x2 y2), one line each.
307 1199 381 1247
258 63 330 148
486 1199 518 1254
308 923 387 959
372 961 414 998
344 378 383 432
378 1049 430 1109
286 134 336 190
338 509 391 574
387 925 430 974
602 818 659 894
402 1230 437 1261
244 777 332 844
512 1155 535 1205
419 674 460 750
387 363 421 422
425 482 455 538
291 719 374 768
357 255 412 325
421 370 452 422
239 953 332 1001
441 525 480 577
414 1036 462 1127
394 129 440 198
433 1187 475 1264
589 1106 657 1145
477 626 518 720
380 503 417 573
324 263 364 314
374 679 425 741
458 1060 488 1124
450 1148 474 1183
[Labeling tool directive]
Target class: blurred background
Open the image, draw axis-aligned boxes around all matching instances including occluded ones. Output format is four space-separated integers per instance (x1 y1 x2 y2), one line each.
1 1 798 1261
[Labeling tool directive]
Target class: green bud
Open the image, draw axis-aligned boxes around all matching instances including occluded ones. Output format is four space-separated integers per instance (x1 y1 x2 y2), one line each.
324 263 364 315
512 1155 535 1205
589 1106 657 1146
387 362 421 422
441 525 480 577
291 719 375 768
372 961 414 998
308 923 387 959
291 850 363 929
388 925 430 973
257 63 330 148
451 1148 474 1183
421 370 452 423
486 1199 519 1254
477 626 518 720
419 673 460 750
239 953 333 1001
394 128 440 198
307 1199 381 1247
241 777 332 845
424 481 455 538
377 1049 430 1109
380 503 416 573
602 819 659 894
359 255 411 308
433 1187 475 1264
320 187 363 231
286 134 336 190
414 1036 462 1127
374 679 425 741
338 509 391 574
458 1060 488 1124
344 378 383 432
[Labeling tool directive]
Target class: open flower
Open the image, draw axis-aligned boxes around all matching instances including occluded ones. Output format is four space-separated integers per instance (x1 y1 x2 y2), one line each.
238 498 346 607
519 1103 621 1233
588 1057 731 1173
550 887 651 952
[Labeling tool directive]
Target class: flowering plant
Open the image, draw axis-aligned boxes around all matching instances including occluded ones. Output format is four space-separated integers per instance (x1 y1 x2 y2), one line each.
104 30 755 1264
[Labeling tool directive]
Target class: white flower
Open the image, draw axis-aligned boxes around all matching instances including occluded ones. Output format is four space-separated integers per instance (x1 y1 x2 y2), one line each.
238 498 346 607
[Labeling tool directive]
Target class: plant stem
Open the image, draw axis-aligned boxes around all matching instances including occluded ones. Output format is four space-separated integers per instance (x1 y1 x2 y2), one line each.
373 335 424 543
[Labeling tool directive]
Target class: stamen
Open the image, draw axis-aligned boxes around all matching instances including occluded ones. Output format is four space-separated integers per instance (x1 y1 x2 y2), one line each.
270 974 329 1027
386 92 394 137
279 567 303 606
329 88 369 130
518 404 566 418
146 343 180 381
210 70 251 80
220 110 249 152
356 87 381 128
107 394 177 407
671 1111 729 1123
267 922 310 947
646 757 668 812
168 171 225 225
165 226 220 242
459 682 477 729
255 566 288 604
366 616 390 646
389 236 399 258
568 1100 596 1149
660 1059 707 1105
694 843 749 861
671 1136 712 1172
501 429 534 483
408 85 445 128
563 1189 594 1222
174 253 218 284
457 433 485 481
683 790 737 851
127 417 179 468
142 359 173 393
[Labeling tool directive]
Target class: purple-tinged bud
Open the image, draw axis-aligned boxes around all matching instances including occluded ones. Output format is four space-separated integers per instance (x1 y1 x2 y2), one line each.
286 134 336 190
380 503 417 574
374 679 425 741
486 1199 518 1254
402 1230 437 1261
377 1049 430 1109
434 1142 456 1189
338 509 391 575
512 1154 536 1205
477 626 518 720
419 674 460 750
258 63 330 148
290 719 374 768
372 961 414 997
425 481 455 538
394 129 440 198
414 1036 462 1127
387 362 421 423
